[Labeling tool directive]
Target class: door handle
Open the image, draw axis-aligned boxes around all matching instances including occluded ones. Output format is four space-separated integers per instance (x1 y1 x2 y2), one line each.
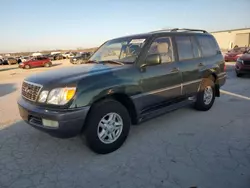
170 67 180 73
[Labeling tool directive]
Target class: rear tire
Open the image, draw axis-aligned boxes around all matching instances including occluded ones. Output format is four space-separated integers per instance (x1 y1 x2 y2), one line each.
44 62 51 67
194 79 215 111
84 99 131 154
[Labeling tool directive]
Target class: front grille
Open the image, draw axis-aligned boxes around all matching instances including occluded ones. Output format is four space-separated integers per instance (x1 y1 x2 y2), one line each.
22 81 42 101
244 60 250 65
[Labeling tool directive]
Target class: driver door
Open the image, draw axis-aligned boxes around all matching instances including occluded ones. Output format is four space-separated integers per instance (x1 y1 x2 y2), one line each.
138 37 182 111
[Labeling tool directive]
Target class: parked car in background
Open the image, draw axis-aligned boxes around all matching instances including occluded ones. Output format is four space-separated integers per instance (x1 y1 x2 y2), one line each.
235 49 250 77
4 57 18 65
42 53 64 61
19 56 52 69
224 47 250 62
21 56 31 62
70 52 91 64
18 28 226 154
50 53 65 61
62 52 75 59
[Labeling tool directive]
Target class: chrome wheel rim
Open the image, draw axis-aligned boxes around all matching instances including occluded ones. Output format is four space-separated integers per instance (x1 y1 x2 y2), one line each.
97 112 123 144
204 86 213 105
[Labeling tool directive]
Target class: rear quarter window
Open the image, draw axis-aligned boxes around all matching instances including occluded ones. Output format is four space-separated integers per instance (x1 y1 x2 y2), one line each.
196 35 219 57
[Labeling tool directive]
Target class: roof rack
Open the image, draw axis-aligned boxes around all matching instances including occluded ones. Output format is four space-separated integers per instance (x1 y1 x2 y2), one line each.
149 28 179 33
149 28 208 33
170 28 208 33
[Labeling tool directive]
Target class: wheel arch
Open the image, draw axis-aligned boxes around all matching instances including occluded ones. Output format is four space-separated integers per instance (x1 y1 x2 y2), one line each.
81 92 138 133
199 70 220 97
91 93 138 125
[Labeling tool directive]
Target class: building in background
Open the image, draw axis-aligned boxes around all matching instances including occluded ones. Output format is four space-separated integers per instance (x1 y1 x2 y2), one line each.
211 28 250 51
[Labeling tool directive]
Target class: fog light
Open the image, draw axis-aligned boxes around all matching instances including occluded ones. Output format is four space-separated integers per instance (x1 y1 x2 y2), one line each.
42 119 59 128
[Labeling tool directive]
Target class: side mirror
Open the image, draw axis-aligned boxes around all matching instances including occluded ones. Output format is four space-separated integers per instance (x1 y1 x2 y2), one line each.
145 54 161 66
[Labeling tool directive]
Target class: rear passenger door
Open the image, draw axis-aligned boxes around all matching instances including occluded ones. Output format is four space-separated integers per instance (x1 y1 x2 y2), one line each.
175 35 203 96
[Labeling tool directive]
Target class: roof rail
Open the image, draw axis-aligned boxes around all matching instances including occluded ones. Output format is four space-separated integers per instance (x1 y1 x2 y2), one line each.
149 28 179 33
170 28 208 33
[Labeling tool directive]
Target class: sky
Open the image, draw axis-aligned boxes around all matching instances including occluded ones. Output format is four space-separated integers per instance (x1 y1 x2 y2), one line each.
1 0 250 53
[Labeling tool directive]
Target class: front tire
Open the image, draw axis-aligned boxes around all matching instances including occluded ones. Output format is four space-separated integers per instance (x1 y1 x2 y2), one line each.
76 60 82 64
194 79 215 111
235 70 242 77
24 64 30 69
84 99 131 154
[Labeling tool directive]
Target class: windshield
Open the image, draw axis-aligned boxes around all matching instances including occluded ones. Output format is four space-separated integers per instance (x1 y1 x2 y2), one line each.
89 37 147 63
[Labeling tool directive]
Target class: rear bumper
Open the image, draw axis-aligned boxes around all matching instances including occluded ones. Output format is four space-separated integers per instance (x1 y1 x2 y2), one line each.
18 97 90 138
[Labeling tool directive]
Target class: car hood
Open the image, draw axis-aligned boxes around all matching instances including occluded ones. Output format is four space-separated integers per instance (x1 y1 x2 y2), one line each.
240 53 250 61
225 52 237 56
25 63 124 87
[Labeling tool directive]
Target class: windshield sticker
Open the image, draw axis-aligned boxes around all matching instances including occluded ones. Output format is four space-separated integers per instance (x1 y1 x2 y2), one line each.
129 39 146 44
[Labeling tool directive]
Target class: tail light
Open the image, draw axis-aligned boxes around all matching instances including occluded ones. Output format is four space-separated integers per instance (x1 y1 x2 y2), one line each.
224 63 226 71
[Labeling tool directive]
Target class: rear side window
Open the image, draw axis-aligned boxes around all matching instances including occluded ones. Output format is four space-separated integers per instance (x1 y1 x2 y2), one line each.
176 36 195 60
190 36 201 58
197 35 219 57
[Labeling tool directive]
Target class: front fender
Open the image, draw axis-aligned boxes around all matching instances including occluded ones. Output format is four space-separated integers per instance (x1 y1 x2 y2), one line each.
70 78 142 108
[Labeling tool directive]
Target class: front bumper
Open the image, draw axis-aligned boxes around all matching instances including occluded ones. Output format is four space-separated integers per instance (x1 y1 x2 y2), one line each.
19 64 24 68
224 56 237 62
217 72 227 86
18 97 90 138
235 62 250 74
70 59 77 64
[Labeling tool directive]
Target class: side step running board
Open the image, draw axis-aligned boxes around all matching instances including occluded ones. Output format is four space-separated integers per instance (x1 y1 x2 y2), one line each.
139 99 194 123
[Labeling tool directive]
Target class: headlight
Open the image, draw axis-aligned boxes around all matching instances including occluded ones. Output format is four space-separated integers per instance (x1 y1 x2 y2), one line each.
38 90 49 103
47 87 76 105
237 58 244 64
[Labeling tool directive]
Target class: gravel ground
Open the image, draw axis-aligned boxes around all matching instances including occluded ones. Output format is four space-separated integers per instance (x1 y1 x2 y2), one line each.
0 62 250 188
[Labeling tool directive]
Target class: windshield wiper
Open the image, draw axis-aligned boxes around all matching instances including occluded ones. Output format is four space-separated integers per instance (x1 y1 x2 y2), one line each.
100 60 124 65
85 60 98 64
85 60 124 65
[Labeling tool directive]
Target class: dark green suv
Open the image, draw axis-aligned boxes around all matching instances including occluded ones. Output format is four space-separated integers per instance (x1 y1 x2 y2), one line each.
18 28 226 154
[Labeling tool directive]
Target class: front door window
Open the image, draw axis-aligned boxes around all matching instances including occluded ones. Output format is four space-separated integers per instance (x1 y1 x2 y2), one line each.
147 37 174 64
